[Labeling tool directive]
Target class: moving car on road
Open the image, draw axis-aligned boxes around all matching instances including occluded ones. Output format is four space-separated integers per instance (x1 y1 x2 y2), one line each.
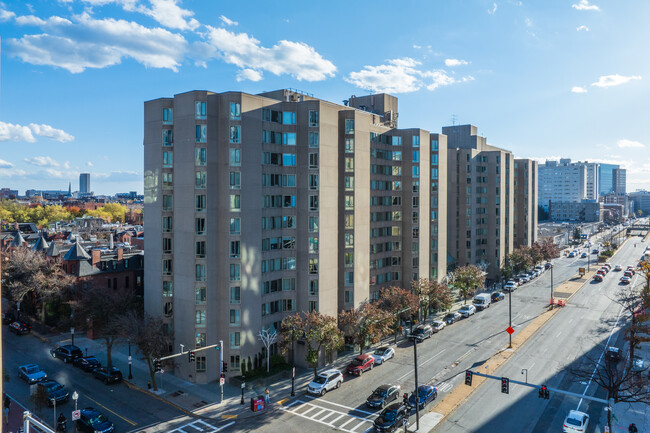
562 410 589 433
93 367 123 384
73 356 102 372
605 346 622 362
50 345 83 363
580 252 588 258
366 384 400 409
411 325 433 342
620 276 631 285
444 312 462 324
614 264 622 271
307 369 343 396
372 347 395 365
76 407 114 433
407 385 438 410
9 321 31 335
18 364 47 383
373 403 409 432
459 305 476 317
37 380 70 406
346 354 374 375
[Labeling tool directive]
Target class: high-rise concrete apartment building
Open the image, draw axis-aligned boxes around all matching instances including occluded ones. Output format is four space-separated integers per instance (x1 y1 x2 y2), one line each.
613 168 626 195
443 125 515 278
538 159 587 211
578 161 599 200
79 173 90 193
514 159 538 247
144 89 447 383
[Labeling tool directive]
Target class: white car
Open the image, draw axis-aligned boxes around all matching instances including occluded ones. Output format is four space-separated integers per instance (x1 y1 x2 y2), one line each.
458 305 476 317
431 320 446 332
371 347 395 365
307 369 343 396
562 410 589 433
505 281 518 292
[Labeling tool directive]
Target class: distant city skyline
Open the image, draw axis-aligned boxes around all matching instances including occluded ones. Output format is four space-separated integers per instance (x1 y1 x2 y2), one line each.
1 0 649 194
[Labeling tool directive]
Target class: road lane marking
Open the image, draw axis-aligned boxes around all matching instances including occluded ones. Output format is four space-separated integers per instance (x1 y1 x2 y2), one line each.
303 396 376 416
280 399 375 433
84 395 136 426
396 349 446 382
556 332 562 338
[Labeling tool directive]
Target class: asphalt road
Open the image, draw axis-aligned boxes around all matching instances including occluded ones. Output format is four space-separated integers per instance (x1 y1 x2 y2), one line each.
434 234 648 433
2 329 186 432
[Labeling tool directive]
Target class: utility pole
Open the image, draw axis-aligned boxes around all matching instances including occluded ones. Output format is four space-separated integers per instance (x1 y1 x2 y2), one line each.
412 337 420 430
550 264 554 305
508 286 512 348
219 340 224 404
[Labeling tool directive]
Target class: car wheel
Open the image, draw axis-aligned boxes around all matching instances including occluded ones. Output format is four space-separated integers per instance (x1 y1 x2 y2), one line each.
104 378 109 384
359 369 363 376
433 392 438 400
321 389 327 396
370 363 373 370
63 357 69 364
336 380 341 389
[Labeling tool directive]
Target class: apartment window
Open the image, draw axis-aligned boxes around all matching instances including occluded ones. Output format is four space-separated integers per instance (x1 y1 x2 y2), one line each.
164 302 173 317
162 194 173 211
431 140 438 150
344 290 353 303
392 151 402 161
195 241 206 258
309 237 319 253
162 130 173 146
345 233 354 247
431 168 439 179
283 153 296 166
282 112 296 125
392 136 402 146
309 153 319 169
195 287 206 304
195 310 206 326
309 280 319 295
282 132 296 146
412 150 420 163
309 195 319 211
345 138 354 153
230 309 240 326
162 281 173 297
309 110 319 126
195 264 206 282
230 241 240 258
283 174 296 187
345 176 354 191
195 171 206 189
162 172 173 188
162 108 173 124
230 332 241 349
230 149 241 166
345 119 354 134
345 195 354 210
195 218 205 235
230 286 241 304
412 135 420 147
230 218 240 234
195 148 206 166
344 214 354 229
309 258 319 274
309 301 318 312
412 166 420 178
431 154 438 165
162 259 172 275
196 124 207 142
196 332 206 348
345 157 354 172
163 238 172 254
195 101 206 119
230 355 241 371
230 102 241 120
230 264 241 281
230 194 241 211
230 125 241 143
309 132 319 148
162 216 173 232
413 181 420 193
308 216 319 232
309 174 319 190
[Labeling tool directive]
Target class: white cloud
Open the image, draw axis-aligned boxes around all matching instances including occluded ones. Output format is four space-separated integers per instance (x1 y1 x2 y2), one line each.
203 26 336 81
524 17 533 27
0 6 15 21
572 0 599 11
8 12 188 73
488 3 497 14
139 0 199 31
24 156 60 167
219 15 238 26
571 86 588 93
15 15 47 26
591 74 642 88
63 161 71 169
0 158 14 169
0 121 74 143
86 161 94 167
445 58 468 67
346 58 473 94
576 25 590 31
236 68 263 82
413 44 422 49
617 139 645 149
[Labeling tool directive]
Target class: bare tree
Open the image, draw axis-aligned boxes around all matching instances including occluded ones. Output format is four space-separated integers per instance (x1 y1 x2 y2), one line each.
377 286 418 343
610 284 650 368
258 327 278 373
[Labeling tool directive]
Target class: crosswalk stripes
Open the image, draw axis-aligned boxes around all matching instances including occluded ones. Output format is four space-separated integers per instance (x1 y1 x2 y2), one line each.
437 381 453 393
167 419 235 433
280 398 377 433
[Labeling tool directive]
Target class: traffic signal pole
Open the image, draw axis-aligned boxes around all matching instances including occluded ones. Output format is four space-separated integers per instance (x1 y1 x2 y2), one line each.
412 337 420 430
219 340 224 404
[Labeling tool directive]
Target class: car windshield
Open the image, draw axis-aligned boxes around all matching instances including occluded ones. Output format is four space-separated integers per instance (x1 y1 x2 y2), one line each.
444 314 453 319
25 366 39 374
45 382 62 391
566 417 582 426
351 359 363 366
413 328 424 334
381 410 397 421
374 349 386 355
313 376 327 384
418 389 430 398
90 414 108 425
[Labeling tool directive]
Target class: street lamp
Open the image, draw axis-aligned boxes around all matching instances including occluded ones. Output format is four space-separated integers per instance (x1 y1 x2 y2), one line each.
71 326 75 346
521 368 528 384
72 391 78 433
128 340 133 380
240 376 246 405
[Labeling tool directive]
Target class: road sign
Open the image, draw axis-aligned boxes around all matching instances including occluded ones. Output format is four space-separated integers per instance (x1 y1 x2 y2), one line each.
506 326 514 335
72 410 80 421
579 267 586 276
220 377 225 385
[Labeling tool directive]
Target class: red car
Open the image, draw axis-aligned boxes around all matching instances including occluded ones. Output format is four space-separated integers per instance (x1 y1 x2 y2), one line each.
346 354 375 375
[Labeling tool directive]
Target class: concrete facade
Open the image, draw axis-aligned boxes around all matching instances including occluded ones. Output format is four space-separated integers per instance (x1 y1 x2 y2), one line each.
538 159 587 211
548 200 602 222
514 159 538 248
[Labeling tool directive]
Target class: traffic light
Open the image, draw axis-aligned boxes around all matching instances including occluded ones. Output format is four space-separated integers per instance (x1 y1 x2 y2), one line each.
222 362 228 373
403 393 409 404
465 370 473 386
153 359 161 373
539 385 549 399
501 377 509 394
188 351 195 362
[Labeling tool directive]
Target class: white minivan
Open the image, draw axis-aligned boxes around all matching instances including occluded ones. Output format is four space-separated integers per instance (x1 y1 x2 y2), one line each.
472 293 491 311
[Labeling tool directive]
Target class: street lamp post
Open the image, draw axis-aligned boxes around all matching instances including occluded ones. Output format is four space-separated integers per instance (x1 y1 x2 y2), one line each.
71 327 75 347
410 336 420 430
240 376 245 405
291 366 295 397
521 368 528 384
128 340 133 380
51 398 57 430
72 391 78 433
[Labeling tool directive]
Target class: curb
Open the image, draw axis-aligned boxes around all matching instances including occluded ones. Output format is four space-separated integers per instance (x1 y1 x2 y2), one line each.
123 379 199 419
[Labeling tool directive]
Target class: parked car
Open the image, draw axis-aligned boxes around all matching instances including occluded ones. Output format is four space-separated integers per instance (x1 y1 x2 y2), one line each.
562 410 589 433
580 252 588 258
459 305 476 317
93 367 123 384
372 347 395 365
73 356 102 372
605 346 622 362
37 380 70 406
2 311 17 324
307 369 343 396
9 321 31 335
366 384 400 409
431 320 446 333
407 384 438 410
599 267 609 274
593 274 603 282
373 403 409 432
346 354 375 376
491 292 505 302
545 262 553 269
50 345 83 363
630 355 647 374
603 263 612 270
411 325 433 342
472 293 491 311
620 276 631 285
18 364 47 383
76 407 114 433
535 265 544 272
444 312 461 324
504 281 518 292
518 274 530 283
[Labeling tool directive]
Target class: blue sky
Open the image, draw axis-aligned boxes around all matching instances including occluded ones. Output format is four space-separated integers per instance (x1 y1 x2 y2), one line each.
1 0 649 195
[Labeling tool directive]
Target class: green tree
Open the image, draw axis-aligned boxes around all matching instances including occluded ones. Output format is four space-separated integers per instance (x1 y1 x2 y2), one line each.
428 281 454 312
303 311 343 377
451 265 486 304
278 313 304 365
377 286 419 343
339 303 391 355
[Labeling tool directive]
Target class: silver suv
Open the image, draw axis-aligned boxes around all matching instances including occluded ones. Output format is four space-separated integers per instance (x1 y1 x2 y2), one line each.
307 369 343 396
